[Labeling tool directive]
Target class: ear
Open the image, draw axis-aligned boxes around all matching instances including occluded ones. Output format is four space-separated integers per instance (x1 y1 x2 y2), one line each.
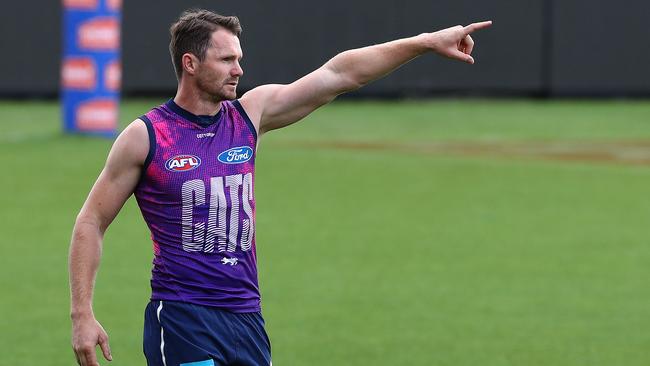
182 53 199 76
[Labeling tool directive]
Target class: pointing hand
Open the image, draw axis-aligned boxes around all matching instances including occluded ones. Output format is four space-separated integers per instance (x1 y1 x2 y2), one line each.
424 20 493 64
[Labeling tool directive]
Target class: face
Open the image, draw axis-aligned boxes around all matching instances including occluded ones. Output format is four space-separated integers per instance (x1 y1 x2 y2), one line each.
191 28 244 101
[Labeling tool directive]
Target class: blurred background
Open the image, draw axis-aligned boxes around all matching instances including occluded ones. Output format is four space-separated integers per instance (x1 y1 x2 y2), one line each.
1 1 649 366
4 0 650 98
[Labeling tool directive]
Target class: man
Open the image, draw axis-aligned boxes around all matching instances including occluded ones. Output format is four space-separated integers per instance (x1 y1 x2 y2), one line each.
69 8 491 366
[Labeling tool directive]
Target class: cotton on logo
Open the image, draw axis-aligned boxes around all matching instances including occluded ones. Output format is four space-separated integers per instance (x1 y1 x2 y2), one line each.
76 99 118 130
166 155 202 172
107 0 122 11
63 0 98 10
78 17 120 50
62 57 96 90
104 60 121 91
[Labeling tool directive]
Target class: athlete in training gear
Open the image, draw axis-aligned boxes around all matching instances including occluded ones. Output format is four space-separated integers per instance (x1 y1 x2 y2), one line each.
137 99 260 312
69 8 492 366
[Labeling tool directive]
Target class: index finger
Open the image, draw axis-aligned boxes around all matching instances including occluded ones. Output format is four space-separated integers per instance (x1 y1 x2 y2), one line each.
80 348 99 366
464 21 493 34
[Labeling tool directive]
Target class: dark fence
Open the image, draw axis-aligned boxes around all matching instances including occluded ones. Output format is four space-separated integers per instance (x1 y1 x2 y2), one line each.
2 0 649 97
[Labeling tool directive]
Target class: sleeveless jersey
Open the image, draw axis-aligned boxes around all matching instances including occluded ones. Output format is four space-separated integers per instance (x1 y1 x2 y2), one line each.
134 99 260 312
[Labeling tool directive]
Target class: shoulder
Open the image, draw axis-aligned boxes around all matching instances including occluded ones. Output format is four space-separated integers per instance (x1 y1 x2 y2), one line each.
238 85 285 131
119 119 148 148
106 119 149 169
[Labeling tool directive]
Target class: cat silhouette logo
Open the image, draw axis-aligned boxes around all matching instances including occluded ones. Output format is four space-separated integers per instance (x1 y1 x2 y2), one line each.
221 257 238 266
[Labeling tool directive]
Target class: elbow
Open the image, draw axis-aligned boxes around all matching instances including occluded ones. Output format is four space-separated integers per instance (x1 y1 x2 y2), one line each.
341 76 365 93
332 71 365 95
324 57 364 94
73 212 105 238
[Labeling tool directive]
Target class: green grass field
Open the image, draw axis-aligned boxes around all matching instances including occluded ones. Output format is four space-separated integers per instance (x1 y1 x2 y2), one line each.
1 98 649 365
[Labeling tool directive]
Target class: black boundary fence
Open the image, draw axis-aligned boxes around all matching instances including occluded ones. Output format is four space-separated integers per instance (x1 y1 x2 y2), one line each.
2 0 649 98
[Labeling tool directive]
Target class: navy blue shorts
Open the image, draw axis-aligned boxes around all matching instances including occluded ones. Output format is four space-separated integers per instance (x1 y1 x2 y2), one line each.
143 300 271 366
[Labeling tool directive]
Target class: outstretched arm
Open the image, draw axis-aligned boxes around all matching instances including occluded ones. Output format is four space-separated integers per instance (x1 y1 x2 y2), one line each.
69 120 148 366
240 21 492 134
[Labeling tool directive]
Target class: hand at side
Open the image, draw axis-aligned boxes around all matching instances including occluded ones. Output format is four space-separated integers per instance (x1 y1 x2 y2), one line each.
72 314 113 366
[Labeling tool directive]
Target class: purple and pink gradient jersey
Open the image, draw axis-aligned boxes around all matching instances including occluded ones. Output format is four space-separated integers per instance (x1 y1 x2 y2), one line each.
134 99 260 312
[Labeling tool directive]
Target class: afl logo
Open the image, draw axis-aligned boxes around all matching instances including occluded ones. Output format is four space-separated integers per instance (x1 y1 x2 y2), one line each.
166 155 201 172
218 146 253 164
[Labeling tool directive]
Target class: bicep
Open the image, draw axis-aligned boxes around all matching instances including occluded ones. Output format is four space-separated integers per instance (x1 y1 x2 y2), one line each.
79 164 140 232
241 65 358 134
76 121 148 231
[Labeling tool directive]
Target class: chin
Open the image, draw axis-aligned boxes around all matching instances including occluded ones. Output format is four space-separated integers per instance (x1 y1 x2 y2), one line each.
206 90 236 102
223 90 238 100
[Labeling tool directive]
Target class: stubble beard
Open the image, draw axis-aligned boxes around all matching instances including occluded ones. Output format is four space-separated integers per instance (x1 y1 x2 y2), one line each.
197 77 236 102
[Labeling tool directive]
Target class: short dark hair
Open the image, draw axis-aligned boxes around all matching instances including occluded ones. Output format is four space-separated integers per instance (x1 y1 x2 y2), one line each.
169 9 242 80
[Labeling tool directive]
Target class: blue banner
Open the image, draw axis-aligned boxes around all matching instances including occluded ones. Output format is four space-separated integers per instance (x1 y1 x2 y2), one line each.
61 0 121 138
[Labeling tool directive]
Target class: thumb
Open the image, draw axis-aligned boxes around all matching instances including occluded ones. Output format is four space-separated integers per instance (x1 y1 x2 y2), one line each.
98 336 113 361
450 50 475 64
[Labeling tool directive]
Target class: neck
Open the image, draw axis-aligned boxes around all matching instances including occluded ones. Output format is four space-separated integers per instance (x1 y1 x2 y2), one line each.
174 81 222 116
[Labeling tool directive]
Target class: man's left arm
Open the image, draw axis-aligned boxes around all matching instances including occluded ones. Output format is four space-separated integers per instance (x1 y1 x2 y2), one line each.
239 21 492 134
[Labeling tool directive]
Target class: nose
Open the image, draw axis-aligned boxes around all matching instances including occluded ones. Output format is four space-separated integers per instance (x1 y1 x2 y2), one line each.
232 61 243 77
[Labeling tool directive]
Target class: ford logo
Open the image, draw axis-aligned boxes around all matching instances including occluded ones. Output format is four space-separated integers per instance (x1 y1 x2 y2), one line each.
218 146 253 164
